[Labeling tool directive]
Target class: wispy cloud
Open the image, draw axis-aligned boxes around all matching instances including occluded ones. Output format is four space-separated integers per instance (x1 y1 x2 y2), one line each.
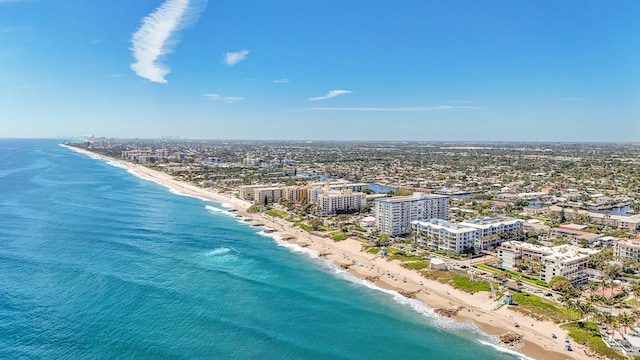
450 100 475 104
273 78 289 83
130 0 207 83
308 90 352 101
224 50 250 66
0 0 26 3
0 26 26 33
311 105 484 112
312 106 452 112
203 93 244 103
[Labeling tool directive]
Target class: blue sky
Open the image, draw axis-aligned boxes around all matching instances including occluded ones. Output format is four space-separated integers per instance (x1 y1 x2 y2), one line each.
1 0 638 141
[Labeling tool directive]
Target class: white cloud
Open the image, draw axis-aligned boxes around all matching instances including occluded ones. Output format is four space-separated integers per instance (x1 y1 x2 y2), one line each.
308 90 352 101
224 50 250 66
273 78 289 83
312 105 458 111
130 0 207 83
203 93 244 103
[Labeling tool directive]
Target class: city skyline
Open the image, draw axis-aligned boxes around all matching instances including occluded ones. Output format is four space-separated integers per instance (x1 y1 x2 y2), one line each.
1 0 639 141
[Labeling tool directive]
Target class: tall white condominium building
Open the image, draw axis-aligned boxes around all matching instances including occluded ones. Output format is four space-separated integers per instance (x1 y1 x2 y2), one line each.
411 216 524 253
316 191 367 215
614 238 640 262
498 241 595 285
375 193 449 235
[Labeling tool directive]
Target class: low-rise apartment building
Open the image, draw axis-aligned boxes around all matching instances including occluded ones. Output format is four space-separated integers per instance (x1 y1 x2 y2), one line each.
547 205 640 231
410 216 523 253
614 238 640 262
498 241 596 285
460 217 524 249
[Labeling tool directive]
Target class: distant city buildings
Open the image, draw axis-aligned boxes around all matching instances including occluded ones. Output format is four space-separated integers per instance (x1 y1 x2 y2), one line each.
375 193 449 235
547 205 640 231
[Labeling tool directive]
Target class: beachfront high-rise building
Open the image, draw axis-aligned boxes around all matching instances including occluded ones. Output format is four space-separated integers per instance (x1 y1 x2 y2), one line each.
238 184 284 204
283 185 310 202
411 216 524 253
316 191 367 215
254 187 285 205
238 184 267 202
374 193 449 235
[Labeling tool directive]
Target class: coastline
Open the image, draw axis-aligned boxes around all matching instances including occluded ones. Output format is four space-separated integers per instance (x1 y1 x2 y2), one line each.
63 145 586 360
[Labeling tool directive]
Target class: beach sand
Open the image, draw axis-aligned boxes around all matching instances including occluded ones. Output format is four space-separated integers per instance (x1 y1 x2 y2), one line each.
65 145 589 359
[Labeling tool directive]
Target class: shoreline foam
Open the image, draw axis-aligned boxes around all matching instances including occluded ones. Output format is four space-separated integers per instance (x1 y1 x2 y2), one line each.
63 144 587 360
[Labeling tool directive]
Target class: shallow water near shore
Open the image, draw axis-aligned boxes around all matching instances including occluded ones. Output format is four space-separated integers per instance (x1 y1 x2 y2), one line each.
0 139 523 359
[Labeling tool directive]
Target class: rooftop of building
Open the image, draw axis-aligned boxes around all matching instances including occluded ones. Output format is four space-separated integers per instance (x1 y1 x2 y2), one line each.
461 216 522 228
615 238 640 249
375 192 448 203
500 241 600 259
411 219 478 233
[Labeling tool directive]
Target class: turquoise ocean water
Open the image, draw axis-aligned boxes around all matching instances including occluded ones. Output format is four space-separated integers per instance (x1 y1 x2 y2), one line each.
0 139 527 359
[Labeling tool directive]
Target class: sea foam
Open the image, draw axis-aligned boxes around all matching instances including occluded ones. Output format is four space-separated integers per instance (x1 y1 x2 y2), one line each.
477 340 536 360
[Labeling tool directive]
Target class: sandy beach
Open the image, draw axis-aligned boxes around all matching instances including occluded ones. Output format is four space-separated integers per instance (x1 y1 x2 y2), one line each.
64 145 590 360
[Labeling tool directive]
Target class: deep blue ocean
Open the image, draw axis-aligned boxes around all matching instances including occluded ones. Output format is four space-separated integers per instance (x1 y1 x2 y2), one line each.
0 139 524 359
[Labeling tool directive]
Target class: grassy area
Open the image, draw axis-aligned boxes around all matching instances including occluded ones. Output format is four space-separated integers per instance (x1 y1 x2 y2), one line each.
510 292 575 323
451 275 491 294
473 263 549 288
294 221 313 232
265 209 289 219
248 205 261 213
402 261 430 270
362 245 382 254
387 248 422 261
318 225 335 232
628 298 640 307
421 270 453 283
561 322 625 359
331 231 348 241
354 227 367 232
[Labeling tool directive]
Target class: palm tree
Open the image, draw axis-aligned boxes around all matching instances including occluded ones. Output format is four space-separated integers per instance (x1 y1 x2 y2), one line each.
560 294 575 321
603 313 615 334
630 281 640 302
587 281 599 297
618 313 633 335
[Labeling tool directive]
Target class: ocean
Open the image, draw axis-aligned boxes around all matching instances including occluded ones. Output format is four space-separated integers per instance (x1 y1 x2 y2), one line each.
0 139 524 359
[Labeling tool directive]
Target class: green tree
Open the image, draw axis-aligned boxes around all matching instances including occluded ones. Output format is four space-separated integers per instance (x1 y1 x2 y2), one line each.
550 276 578 297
